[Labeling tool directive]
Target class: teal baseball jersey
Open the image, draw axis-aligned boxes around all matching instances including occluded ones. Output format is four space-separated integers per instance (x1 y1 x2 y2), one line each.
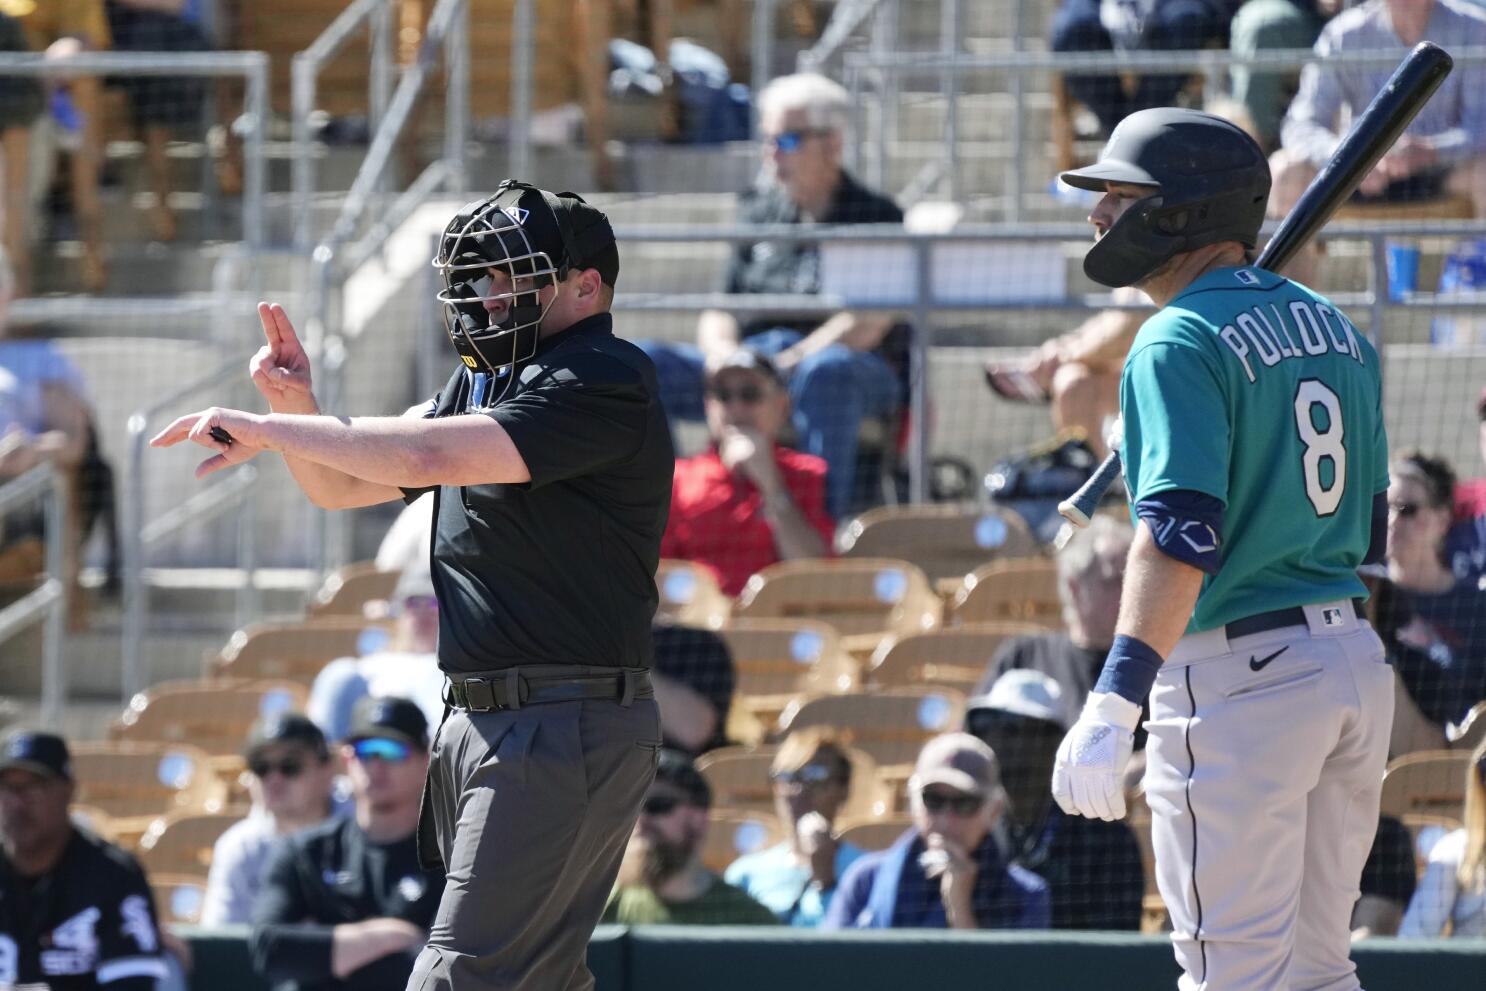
1119 265 1389 633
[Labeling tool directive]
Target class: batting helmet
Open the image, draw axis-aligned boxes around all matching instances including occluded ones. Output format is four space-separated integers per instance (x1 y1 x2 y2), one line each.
1060 108 1271 288
432 179 618 384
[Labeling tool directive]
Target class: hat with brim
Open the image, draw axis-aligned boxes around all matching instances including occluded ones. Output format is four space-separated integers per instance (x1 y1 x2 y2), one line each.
911 732 998 798
346 695 429 749
0 730 71 781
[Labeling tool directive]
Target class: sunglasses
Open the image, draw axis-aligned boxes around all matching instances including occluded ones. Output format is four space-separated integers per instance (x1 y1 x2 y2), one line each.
707 384 766 405
249 757 306 780
351 738 413 764
764 129 828 153
1389 501 1422 518
770 763 842 788
641 793 687 817
919 790 984 816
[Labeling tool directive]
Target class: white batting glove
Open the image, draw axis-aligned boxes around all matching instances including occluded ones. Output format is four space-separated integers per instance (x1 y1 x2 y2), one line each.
1051 691 1141 821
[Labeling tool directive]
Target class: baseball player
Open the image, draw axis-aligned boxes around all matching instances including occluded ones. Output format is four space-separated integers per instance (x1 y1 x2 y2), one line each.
1049 109 1392 991
152 180 674 990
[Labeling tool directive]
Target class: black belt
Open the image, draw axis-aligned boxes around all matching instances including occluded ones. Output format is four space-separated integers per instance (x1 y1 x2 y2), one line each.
444 668 650 712
1225 599 1366 640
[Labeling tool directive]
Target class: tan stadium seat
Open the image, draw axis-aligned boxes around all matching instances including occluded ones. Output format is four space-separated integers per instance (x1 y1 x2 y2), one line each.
1379 750 1472 822
718 619 858 725
137 812 241 877
836 815 914 852
151 874 209 925
778 687 967 769
210 617 391 684
946 558 1062 627
1449 701 1486 752
655 559 731 629
111 679 308 759
836 504 1039 583
735 558 940 657
695 745 889 822
69 743 228 839
69 804 119 842
868 623 1047 693
700 809 787 874
309 561 401 618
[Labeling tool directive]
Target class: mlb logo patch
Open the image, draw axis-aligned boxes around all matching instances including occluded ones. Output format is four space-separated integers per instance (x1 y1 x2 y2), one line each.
1322 607 1344 627
1235 269 1260 286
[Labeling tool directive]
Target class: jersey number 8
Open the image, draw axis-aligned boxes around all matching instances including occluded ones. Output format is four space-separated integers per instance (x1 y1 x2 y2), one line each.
1294 379 1346 517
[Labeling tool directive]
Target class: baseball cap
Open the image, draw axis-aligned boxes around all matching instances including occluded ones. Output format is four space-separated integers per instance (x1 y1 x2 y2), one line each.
0 729 72 781
652 748 712 808
707 348 785 388
244 712 329 762
911 732 999 798
346 696 429 749
497 181 620 288
966 669 1074 731
651 624 735 726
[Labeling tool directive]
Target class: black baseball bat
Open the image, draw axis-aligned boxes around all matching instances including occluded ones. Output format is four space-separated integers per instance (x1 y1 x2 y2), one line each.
1056 41 1454 528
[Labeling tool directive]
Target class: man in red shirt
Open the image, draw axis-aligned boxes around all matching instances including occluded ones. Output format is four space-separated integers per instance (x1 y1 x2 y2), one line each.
661 350 835 595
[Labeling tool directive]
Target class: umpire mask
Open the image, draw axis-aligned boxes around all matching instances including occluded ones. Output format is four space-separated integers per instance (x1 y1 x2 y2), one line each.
1061 108 1271 288
432 180 618 382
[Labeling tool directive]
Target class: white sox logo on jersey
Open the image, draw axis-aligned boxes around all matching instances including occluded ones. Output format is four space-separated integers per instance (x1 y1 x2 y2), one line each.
40 907 100 976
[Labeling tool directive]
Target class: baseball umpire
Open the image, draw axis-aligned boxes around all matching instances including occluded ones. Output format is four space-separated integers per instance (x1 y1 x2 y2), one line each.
153 179 674 990
1048 110 1392 991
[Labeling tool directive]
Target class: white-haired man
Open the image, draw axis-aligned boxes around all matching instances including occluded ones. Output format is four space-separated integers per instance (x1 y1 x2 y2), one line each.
637 72 904 519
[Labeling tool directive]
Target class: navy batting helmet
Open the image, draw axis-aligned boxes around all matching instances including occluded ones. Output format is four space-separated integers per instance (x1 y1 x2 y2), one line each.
1061 108 1271 288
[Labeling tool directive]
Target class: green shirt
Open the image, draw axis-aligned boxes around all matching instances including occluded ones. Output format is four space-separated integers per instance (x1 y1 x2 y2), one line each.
601 874 779 926
1120 265 1388 633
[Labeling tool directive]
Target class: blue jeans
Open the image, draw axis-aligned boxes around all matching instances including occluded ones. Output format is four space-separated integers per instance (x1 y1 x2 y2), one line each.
637 329 901 519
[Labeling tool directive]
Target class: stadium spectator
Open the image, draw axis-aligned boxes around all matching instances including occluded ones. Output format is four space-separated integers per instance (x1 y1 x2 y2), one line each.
1352 815 1420 938
0 11 41 297
1273 0 1486 231
1446 383 1486 581
636 71 905 519
250 697 442 991
1397 740 1486 937
201 713 341 926
724 729 866 926
104 0 212 244
1050 0 1243 139
0 729 171 988
659 348 833 596
1383 451 1486 732
821 733 1050 930
306 564 442 741
8 0 111 292
965 670 1144 930
601 749 777 925
1228 0 1340 152
651 623 736 755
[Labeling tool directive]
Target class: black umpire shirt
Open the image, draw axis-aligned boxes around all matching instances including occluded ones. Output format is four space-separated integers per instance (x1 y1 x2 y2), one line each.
250 816 444 991
0 828 168 991
727 169 904 337
404 312 674 674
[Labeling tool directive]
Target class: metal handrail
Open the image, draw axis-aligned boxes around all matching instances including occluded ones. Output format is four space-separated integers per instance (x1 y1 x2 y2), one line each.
0 463 67 727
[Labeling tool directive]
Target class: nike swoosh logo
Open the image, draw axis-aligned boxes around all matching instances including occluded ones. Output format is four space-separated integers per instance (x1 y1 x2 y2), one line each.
1249 646 1290 672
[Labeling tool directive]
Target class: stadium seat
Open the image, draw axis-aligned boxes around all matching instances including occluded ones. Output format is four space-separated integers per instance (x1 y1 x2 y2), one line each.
210 617 390 683
69 804 119 842
778 686 967 769
836 504 1039 582
1449 701 1486 752
69 743 228 841
695 745 889 822
718 618 858 724
735 558 940 656
836 815 914 852
867 622 1046 693
655 559 731 629
136 812 241 877
150 874 209 926
1379 750 1472 822
111 679 308 759
1399 813 1464 876
945 557 1062 627
701 809 787 874
308 561 401 618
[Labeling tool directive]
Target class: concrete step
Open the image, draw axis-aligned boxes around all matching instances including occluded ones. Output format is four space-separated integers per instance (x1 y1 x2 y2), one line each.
892 90 1062 145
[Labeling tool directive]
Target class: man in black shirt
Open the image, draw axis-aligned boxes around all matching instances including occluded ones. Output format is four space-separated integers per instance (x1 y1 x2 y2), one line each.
0 729 168 991
252 697 442 991
155 180 671 990
636 71 905 519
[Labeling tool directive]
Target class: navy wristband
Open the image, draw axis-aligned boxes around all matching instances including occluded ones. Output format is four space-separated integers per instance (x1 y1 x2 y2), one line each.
1093 634 1165 707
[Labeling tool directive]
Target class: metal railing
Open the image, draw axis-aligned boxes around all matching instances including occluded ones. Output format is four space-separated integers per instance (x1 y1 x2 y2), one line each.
121 358 261 701
0 463 68 726
842 45 1486 220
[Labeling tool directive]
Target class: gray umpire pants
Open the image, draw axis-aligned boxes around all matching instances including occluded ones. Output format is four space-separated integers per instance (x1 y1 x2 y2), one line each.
1146 600 1394 991
407 671 660 991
